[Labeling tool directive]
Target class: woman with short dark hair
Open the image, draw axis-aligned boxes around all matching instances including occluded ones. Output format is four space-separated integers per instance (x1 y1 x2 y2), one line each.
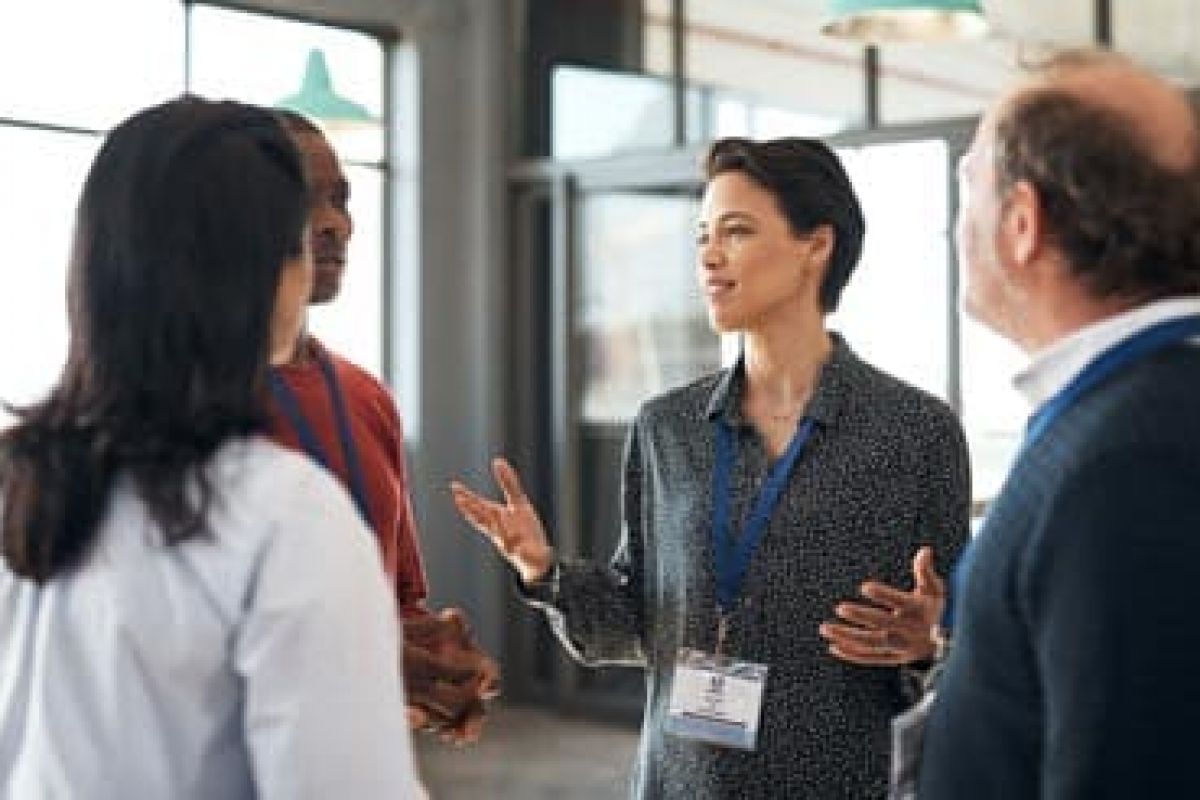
0 97 424 799
453 137 970 798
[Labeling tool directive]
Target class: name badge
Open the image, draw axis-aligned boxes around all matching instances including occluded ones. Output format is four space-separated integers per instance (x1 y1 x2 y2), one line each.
664 648 768 751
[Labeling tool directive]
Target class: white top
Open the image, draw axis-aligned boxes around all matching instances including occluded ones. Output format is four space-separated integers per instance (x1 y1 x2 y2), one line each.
0 438 427 800
1013 296 1200 408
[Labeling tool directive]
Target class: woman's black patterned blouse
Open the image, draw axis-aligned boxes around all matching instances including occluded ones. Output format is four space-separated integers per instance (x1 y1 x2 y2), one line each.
526 335 971 799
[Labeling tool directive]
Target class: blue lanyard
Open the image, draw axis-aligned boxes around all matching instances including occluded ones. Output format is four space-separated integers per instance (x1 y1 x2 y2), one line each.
269 348 373 530
943 313 1200 630
712 416 818 615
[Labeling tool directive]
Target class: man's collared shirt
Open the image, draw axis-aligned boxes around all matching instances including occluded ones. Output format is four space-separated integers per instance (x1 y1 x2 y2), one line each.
1014 296 1200 409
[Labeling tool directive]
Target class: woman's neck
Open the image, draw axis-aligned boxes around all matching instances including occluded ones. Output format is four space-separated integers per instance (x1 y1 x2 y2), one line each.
269 315 308 367
742 309 832 417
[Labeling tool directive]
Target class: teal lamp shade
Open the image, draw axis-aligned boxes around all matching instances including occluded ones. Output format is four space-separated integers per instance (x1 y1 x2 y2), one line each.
822 0 988 43
276 48 375 125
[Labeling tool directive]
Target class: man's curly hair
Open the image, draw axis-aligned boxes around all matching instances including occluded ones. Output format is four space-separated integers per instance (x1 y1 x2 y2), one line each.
993 87 1200 301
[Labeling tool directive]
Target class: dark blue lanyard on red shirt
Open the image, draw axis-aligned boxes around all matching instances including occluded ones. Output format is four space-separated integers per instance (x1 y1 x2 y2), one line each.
712 416 818 614
942 313 1200 629
269 349 373 529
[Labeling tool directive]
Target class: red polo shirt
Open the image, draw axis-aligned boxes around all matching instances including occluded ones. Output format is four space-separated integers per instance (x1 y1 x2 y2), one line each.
266 338 428 617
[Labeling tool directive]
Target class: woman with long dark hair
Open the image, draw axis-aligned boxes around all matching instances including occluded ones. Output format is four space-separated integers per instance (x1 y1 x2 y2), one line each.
0 97 424 798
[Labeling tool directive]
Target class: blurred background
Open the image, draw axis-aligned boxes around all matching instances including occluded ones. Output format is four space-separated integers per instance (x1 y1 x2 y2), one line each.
2 1 1196 795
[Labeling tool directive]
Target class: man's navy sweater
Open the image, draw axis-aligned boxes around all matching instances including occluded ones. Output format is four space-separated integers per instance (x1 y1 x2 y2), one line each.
920 345 1200 799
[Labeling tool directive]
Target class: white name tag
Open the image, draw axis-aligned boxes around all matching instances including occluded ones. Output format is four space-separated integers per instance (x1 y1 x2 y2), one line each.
665 648 768 751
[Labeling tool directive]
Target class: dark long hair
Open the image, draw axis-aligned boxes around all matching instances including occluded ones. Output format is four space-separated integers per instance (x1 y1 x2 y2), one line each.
705 137 866 312
1 97 308 582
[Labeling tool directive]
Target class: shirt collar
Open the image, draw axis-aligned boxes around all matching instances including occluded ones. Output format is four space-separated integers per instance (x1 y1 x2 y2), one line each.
703 332 856 429
1014 296 1200 409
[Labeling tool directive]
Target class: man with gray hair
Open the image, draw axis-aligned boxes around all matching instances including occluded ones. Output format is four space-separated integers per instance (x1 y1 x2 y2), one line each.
919 50 1200 798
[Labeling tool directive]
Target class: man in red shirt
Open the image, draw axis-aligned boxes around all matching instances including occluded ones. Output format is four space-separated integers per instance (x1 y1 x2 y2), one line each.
269 110 497 740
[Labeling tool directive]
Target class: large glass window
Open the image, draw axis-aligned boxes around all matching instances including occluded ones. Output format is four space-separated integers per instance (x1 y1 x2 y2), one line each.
832 140 950 399
959 318 1026 503
549 1 868 160
187 6 385 164
189 5 388 377
0 6 392 427
0 129 99 419
571 186 714 706
576 191 715 423
0 1 184 131
0 0 182 424
552 66 700 159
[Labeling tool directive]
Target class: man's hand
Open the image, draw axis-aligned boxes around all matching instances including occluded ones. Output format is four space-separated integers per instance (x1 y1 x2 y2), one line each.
818 546 946 667
402 608 500 744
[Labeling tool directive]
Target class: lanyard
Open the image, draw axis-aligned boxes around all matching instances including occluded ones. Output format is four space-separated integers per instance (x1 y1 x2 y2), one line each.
943 313 1200 630
712 416 818 620
269 349 373 530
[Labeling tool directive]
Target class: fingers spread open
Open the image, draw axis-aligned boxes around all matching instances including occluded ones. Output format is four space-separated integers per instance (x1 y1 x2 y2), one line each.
492 458 528 505
450 485 502 534
859 581 927 612
826 641 907 667
835 601 901 630
820 621 891 648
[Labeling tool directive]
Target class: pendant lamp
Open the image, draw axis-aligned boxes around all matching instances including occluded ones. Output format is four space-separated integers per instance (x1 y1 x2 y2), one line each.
275 48 374 126
822 0 988 43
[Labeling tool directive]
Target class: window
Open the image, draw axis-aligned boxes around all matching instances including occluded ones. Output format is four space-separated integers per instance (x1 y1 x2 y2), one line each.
832 140 950 399
0 1 184 131
959 319 1026 503
189 5 388 377
0 5 393 426
0 129 99 415
0 2 183 422
551 66 701 160
576 190 715 423
548 0 867 160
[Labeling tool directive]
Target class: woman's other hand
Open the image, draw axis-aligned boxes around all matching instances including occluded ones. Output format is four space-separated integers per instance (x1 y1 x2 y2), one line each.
818 546 946 666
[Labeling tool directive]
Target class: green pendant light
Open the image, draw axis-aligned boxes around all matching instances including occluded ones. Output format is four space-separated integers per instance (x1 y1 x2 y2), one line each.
275 48 375 125
822 0 988 43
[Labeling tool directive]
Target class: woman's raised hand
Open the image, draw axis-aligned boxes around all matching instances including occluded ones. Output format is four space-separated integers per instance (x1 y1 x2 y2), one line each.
450 458 554 585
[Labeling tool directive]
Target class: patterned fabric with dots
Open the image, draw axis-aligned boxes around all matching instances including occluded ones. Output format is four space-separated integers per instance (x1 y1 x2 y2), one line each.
532 334 971 799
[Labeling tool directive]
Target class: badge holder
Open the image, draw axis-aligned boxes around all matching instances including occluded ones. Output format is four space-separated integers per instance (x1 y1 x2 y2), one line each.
665 644 769 751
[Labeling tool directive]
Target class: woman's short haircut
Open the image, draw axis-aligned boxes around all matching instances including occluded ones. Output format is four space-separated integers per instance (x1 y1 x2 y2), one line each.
704 137 866 312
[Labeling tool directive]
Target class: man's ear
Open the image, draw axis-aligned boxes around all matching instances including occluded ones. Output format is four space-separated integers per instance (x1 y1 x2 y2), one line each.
1001 179 1044 269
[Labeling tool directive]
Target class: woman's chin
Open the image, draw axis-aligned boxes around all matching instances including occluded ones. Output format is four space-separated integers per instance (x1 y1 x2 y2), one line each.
706 307 744 335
